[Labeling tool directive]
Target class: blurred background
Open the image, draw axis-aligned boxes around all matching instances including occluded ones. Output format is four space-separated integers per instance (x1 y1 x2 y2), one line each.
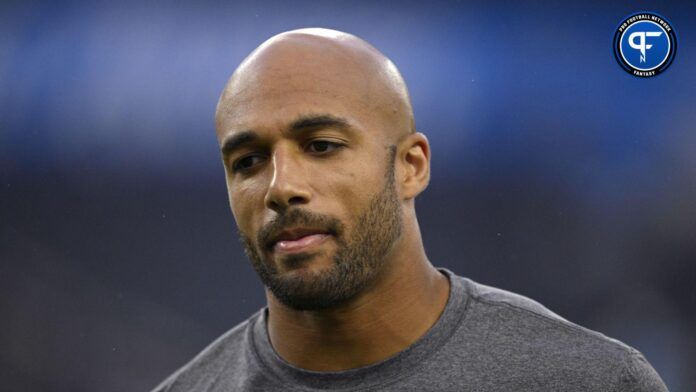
1 0 694 390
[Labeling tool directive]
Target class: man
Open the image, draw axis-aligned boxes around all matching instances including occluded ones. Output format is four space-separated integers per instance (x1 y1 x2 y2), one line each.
153 28 667 391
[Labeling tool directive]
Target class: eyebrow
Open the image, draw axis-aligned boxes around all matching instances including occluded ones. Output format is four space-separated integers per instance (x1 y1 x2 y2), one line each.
289 114 349 132
220 130 258 157
220 114 351 157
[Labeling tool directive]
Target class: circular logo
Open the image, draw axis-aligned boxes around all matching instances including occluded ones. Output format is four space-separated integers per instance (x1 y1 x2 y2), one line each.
613 12 677 77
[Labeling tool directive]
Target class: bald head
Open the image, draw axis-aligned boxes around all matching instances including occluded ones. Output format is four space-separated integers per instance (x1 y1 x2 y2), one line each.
215 28 415 144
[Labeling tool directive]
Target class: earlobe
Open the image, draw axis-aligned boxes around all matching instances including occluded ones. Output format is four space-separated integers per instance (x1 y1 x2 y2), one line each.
399 132 431 199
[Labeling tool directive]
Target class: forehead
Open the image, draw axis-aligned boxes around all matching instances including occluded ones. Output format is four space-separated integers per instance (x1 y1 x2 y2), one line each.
216 70 379 144
216 37 392 141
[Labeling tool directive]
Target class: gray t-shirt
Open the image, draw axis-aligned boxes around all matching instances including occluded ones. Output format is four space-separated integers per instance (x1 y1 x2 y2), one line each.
153 269 667 391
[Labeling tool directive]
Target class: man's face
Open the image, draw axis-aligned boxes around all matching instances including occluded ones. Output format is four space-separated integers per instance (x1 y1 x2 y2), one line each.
217 51 404 310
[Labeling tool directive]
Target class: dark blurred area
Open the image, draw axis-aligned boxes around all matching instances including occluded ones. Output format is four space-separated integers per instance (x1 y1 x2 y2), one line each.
1 1 694 391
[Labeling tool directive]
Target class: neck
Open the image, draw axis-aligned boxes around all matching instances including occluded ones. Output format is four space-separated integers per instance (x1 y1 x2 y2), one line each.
265 223 450 371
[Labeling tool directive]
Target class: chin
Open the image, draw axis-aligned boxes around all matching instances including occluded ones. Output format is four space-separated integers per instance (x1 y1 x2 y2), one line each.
273 250 333 274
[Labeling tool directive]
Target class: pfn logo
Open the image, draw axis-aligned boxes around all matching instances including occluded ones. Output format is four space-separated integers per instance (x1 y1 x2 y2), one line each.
628 31 663 63
614 12 676 77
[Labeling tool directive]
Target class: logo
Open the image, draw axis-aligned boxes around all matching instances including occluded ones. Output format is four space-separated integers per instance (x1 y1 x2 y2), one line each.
613 12 677 77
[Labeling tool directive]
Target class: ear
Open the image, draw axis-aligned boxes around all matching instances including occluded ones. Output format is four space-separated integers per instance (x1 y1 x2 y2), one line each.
397 132 431 199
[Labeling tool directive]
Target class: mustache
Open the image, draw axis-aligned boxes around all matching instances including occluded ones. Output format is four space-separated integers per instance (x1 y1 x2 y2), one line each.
257 208 344 250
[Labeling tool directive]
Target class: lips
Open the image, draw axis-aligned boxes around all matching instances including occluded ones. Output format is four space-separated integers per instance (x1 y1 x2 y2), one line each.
267 228 331 253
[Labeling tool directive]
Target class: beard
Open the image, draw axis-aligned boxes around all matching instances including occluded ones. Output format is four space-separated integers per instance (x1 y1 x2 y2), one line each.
239 147 402 311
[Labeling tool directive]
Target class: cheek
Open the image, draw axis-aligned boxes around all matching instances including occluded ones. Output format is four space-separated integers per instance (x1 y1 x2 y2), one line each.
228 179 266 234
318 160 382 219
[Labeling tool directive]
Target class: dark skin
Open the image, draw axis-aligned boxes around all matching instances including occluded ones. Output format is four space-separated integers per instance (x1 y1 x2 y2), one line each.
215 28 450 371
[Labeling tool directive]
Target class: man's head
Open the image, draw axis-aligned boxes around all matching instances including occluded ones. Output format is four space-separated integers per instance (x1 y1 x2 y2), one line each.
215 28 431 310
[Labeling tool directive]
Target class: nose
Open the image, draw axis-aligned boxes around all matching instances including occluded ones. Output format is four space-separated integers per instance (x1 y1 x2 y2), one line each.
264 147 311 213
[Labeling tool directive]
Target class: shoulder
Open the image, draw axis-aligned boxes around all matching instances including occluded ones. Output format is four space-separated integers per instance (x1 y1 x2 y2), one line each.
453 276 668 391
462 276 572 323
151 310 262 392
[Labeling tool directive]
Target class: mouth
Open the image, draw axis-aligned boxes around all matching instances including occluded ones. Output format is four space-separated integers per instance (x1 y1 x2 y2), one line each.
267 228 332 254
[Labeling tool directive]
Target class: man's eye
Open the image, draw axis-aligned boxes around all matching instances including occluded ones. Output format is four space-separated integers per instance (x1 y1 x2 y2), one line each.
232 155 265 172
306 140 342 154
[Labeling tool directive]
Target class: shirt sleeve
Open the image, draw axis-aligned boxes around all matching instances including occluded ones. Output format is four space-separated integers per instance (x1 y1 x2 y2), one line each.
613 349 669 392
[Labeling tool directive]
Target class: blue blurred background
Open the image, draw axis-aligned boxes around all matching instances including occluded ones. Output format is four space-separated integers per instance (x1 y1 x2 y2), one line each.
1 0 694 390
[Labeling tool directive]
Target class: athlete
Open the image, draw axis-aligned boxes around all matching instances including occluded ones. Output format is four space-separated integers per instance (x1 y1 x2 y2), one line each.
153 28 667 391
